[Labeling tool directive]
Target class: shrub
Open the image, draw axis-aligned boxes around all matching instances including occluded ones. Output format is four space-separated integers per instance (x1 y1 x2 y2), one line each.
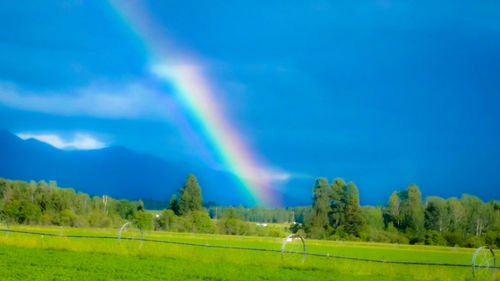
158 209 177 231
87 210 112 228
465 236 485 248
333 226 349 240
3 199 41 224
424 230 447 246
443 232 467 247
60 209 78 226
134 211 153 231
483 231 500 249
191 211 215 233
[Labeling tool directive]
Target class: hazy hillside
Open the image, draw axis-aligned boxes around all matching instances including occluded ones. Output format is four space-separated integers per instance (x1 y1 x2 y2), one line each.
0 130 248 205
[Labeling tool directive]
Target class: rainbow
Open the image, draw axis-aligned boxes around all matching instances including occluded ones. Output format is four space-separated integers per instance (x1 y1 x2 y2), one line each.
107 1 281 206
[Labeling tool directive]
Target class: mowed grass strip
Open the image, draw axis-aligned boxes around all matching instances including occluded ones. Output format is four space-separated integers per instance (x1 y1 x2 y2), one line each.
0 225 494 281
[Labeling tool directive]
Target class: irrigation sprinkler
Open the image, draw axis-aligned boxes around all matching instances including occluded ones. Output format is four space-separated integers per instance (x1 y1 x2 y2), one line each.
281 234 306 263
117 222 144 249
472 246 496 279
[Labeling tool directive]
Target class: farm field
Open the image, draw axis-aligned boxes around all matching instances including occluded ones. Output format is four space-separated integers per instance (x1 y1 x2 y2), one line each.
0 225 496 281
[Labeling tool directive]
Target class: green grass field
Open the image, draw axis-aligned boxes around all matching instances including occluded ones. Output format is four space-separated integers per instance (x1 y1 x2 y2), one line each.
0 224 497 281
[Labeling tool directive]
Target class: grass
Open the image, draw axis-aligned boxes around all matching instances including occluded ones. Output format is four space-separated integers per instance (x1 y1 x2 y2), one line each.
0 224 497 281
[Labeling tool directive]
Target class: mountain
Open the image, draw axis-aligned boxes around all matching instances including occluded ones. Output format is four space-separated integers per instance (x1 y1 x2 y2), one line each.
1 129 496 207
0 130 250 206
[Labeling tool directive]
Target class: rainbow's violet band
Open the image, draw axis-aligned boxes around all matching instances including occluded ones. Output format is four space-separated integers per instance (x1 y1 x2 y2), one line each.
107 1 279 206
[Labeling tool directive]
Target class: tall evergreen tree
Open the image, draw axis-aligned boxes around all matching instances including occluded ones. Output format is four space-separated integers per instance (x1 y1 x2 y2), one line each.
343 182 364 236
179 174 203 215
330 178 346 228
309 178 331 238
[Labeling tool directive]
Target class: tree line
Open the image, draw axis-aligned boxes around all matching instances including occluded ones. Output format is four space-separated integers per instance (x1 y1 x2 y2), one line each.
1 175 499 248
0 177 152 229
206 205 294 223
293 177 500 248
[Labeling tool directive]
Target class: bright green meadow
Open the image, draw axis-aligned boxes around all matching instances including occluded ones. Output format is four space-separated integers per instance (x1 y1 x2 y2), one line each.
0 224 497 281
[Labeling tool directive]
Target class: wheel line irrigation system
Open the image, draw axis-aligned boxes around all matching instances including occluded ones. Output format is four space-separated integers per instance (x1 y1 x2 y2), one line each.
0 224 497 279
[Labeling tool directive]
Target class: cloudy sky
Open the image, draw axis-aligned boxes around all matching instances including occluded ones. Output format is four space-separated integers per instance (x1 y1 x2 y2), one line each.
0 0 499 205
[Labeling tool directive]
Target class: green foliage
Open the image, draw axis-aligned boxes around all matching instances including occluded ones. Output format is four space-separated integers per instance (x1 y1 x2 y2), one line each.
3 199 41 224
0 175 498 248
330 178 346 228
134 211 153 231
309 178 331 238
169 194 181 215
343 182 364 236
191 211 215 233
425 196 448 232
362 206 384 230
332 226 349 240
305 178 365 239
447 197 466 233
300 177 499 247
442 232 467 247
399 184 425 243
158 209 177 231
292 206 313 224
207 205 295 223
384 191 401 228
217 218 247 235
114 200 137 220
179 174 203 215
0 177 143 229
484 231 500 248
424 230 447 246
87 210 112 228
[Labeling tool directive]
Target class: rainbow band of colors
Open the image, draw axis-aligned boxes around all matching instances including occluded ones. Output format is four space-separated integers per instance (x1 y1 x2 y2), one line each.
107 1 277 206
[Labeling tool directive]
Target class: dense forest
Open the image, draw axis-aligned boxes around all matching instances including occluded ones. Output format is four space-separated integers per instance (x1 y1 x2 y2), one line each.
295 178 500 248
1 176 499 248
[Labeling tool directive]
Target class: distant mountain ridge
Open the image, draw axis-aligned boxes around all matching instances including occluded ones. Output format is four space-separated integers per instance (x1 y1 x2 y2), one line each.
3 129 495 207
0 130 249 205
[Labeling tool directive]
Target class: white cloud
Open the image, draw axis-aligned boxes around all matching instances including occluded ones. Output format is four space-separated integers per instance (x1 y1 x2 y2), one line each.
237 166 293 183
0 81 175 120
260 169 292 182
17 133 106 150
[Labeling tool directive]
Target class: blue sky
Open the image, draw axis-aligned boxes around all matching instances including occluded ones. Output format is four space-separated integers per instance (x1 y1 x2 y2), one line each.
0 0 499 205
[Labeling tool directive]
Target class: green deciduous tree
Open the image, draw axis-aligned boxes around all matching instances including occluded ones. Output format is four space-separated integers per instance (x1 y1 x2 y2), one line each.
384 191 401 228
424 196 448 232
362 206 384 230
399 184 425 242
447 197 466 233
460 194 491 236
